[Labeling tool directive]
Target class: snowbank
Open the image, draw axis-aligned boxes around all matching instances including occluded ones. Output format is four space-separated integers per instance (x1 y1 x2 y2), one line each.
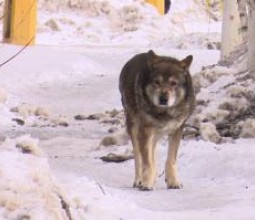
0 136 167 220
0 136 137 220
0 136 76 220
192 60 255 141
36 0 221 46
0 88 17 127
0 0 222 47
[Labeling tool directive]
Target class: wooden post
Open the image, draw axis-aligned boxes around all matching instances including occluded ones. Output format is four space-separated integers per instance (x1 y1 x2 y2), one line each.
3 0 37 45
146 0 165 15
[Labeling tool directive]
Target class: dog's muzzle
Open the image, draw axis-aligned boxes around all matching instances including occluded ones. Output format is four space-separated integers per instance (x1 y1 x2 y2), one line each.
159 94 168 106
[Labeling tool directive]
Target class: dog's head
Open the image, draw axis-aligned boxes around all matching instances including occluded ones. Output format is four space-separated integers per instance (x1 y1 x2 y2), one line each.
145 50 193 108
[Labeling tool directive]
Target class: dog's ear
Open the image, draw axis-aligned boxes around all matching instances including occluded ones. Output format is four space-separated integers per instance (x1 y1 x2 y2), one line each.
147 50 158 70
180 55 193 70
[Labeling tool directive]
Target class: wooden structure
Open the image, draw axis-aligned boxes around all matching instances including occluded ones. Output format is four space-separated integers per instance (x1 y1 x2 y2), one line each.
3 0 37 45
146 0 165 15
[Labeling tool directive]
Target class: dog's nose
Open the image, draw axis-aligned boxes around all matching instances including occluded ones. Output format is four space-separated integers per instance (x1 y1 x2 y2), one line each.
159 95 168 105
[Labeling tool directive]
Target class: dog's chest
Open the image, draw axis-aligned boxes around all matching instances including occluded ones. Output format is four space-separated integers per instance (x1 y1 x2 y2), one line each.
157 119 184 135
142 113 185 136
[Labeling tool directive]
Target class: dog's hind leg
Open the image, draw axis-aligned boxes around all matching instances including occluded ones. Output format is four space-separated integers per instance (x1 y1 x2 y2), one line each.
165 127 183 189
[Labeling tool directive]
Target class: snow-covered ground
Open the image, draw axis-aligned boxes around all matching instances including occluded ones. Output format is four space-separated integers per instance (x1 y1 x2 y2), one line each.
36 0 221 47
0 0 254 219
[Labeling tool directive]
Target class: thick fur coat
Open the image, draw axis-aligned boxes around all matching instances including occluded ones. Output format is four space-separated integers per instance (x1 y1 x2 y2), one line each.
119 50 195 190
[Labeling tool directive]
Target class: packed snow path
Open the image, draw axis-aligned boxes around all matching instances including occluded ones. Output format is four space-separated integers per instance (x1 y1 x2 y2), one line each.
0 45 254 219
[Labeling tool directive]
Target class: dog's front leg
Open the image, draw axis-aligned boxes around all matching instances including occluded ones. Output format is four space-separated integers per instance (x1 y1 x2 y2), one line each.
139 128 156 191
130 126 143 188
165 127 183 189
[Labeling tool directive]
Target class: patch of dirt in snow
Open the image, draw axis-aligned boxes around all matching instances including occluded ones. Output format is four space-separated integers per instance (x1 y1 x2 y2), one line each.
192 63 255 141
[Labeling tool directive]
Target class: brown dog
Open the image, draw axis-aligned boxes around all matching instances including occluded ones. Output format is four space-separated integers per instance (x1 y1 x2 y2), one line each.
119 50 195 190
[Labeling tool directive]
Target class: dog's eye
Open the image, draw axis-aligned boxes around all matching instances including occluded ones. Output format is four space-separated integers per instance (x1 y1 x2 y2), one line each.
170 81 178 87
153 80 161 86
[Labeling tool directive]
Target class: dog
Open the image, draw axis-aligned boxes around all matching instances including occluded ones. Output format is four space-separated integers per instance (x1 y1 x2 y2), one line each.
119 50 195 190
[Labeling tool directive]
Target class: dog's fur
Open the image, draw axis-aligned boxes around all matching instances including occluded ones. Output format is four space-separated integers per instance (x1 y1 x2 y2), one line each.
119 50 195 190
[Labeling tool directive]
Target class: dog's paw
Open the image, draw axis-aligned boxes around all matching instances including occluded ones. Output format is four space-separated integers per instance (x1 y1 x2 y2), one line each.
165 179 183 189
134 180 154 191
133 180 142 188
167 183 183 189
133 182 154 191
138 180 155 191
139 185 154 191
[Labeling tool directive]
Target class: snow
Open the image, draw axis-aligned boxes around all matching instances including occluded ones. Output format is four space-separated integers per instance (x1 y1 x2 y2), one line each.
36 0 221 47
0 0 254 219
